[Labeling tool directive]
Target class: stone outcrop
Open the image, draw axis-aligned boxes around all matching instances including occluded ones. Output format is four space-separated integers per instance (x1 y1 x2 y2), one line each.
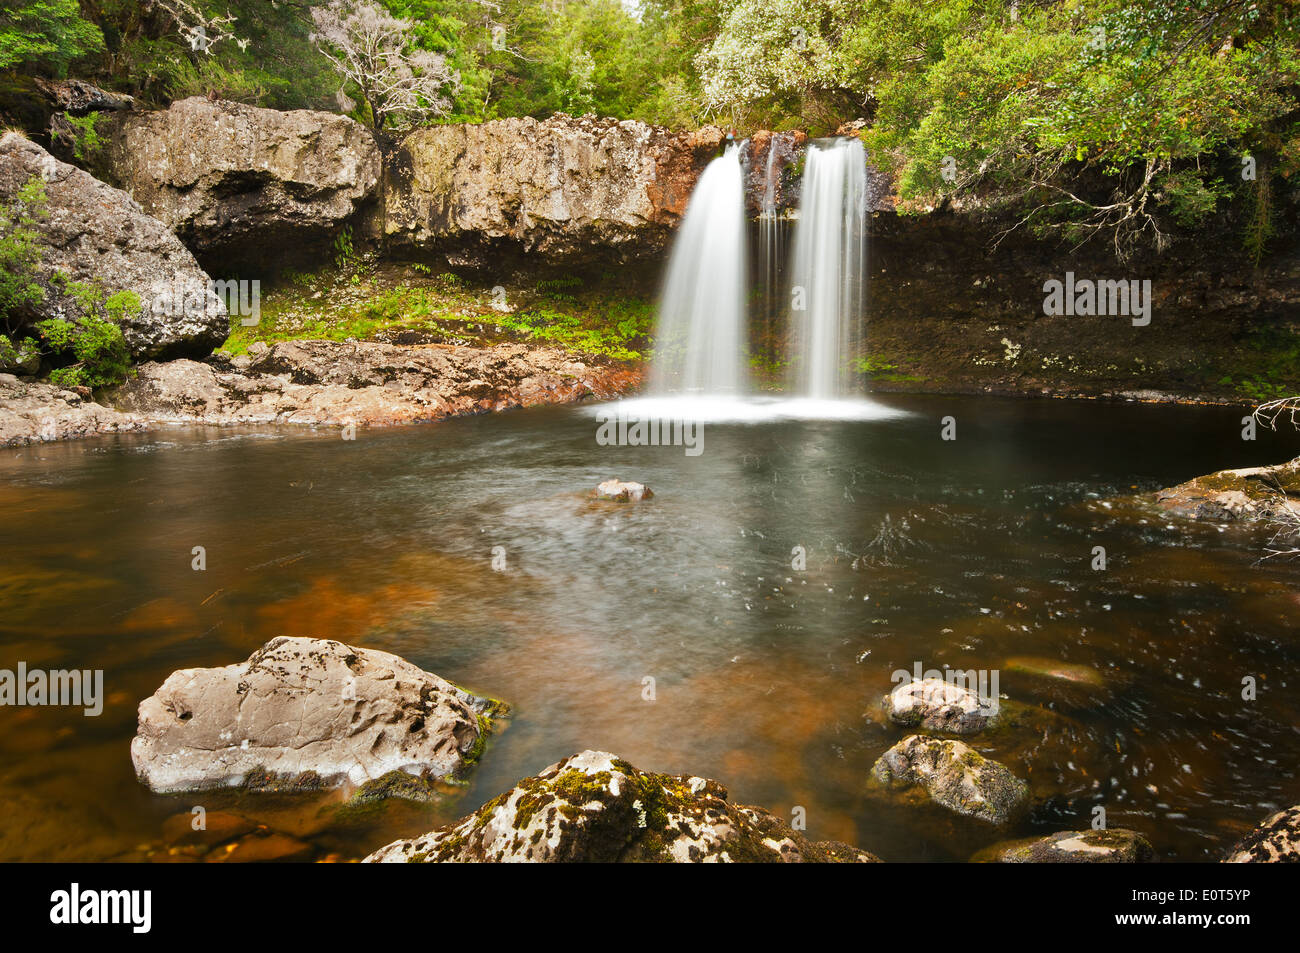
593 478 653 502
130 636 507 795
869 734 1028 825
0 132 227 361
365 749 879 863
111 339 638 428
974 829 1155 863
105 98 381 272
1150 458 1300 523
883 677 997 735
384 115 724 266
0 374 146 448
1224 805 1300 862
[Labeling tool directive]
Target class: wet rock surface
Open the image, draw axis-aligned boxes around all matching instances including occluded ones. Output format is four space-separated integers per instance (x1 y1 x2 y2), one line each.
130 636 506 795
365 749 880 863
870 734 1029 825
110 339 637 429
0 132 227 361
593 478 653 502
883 677 997 735
1224 805 1300 862
973 829 1155 863
105 97 381 271
1150 458 1300 523
0 374 146 447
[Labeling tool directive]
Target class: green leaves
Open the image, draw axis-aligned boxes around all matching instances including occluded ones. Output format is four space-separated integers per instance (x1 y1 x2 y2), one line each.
0 0 103 76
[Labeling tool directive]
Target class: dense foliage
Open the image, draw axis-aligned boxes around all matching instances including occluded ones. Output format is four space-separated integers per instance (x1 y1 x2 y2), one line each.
2 1 1297 251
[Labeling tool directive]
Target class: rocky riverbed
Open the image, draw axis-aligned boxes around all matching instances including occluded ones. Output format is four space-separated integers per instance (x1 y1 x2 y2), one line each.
0 339 639 447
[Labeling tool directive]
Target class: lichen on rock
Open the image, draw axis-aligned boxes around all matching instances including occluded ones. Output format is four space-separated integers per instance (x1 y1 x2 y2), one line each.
364 749 880 863
869 734 1028 825
1224 805 1300 862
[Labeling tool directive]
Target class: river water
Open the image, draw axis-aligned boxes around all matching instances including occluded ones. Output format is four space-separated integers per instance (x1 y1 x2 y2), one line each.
2 394 1298 861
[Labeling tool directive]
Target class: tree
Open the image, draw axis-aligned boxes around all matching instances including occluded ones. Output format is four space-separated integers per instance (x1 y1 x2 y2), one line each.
310 0 459 130
0 0 103 76
697 0 1300 255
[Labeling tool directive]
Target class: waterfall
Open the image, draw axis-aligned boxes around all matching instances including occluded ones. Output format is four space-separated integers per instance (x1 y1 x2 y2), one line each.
787 138 868 399
649 145 747 396
759 142 781 318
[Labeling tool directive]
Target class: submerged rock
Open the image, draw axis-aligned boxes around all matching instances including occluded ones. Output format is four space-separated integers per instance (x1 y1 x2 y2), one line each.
973 829 1155 863
594 479 653 502
104 97 380 271
130 636 506 795
869 734 1028 825
883 677 997 734
364 749 879 863
1224 805 1300 862
0 132 227 361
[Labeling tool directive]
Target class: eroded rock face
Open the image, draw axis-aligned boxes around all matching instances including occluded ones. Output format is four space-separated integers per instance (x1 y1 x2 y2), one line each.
870 734 1028 825
385 115 724 266
105 98 380 272
365 749 878 863
975 829 1155 863
0 374 146 447
130 636 506 795
110 339 638 428
593 478 653 502
1224 805 1300 862
883 677 996 734
0 133 227 361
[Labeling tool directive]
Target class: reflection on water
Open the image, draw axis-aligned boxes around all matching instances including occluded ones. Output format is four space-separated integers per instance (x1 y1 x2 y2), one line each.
1 397 1299 862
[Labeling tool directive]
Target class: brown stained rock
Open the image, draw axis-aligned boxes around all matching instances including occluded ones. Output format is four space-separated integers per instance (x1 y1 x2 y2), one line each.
0 373 147 448
110 340 639 429
386 115 723 264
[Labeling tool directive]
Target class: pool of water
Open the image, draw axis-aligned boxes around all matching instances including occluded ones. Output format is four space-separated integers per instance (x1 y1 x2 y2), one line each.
2 394 1299 862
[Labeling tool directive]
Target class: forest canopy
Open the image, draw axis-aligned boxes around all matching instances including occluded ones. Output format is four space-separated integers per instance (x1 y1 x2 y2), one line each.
3 0 1298 251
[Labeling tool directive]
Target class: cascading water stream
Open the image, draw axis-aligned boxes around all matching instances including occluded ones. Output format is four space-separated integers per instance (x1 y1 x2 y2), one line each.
649 145 747 397
786 138 868 399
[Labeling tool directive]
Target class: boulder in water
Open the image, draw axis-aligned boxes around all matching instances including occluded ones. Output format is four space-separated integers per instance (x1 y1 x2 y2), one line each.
365 749 880 863
594 478 653 502
130 636 507 795
883 677 997 734
1224 805 1300 862
869 734 1028 825
973 829 1155 863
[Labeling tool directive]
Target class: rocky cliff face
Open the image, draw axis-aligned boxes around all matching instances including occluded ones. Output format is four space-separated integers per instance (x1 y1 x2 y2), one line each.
104 98 381 274
0 133 227 361
383 115 725 268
